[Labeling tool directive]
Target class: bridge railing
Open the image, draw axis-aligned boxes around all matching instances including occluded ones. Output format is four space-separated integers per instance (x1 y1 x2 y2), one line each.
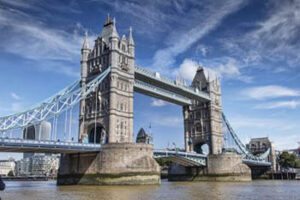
0 138 101 147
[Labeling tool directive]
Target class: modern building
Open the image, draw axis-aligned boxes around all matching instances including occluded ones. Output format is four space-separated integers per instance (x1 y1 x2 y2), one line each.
15 154 60 177
136 128 152 144
246 137 277 171
0 158 15 176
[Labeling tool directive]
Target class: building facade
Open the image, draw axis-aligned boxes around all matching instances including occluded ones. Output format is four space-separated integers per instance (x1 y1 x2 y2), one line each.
183 67 223 155
136 128 152 144
246 137 277 171
79 15 135 144
15 154 59 176
0 158 15 176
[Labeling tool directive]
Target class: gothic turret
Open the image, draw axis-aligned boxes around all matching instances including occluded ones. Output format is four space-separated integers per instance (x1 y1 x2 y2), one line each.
128 27 135 56
101 14 119 47
81 32 90 84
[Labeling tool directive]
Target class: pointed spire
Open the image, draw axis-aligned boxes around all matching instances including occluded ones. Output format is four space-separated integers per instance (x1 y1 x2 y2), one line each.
82 30 89 49
104 13 112 26
111 17 119 38
121 34 127 41
197 65 203 72
128 26 135 46
207 71 210 82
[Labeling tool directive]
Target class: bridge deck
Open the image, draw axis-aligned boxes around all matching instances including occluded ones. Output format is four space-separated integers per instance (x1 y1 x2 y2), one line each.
0 138 101 154
0 139 271 167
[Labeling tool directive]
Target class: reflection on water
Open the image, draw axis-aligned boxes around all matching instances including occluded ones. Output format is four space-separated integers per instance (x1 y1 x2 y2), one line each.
1 180 300 200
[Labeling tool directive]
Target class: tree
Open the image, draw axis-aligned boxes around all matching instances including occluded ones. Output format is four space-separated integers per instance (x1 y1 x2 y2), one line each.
7 170 14 177
279 152 299 168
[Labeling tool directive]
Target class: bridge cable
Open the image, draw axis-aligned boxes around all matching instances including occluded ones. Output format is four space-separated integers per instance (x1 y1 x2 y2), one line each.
68 106 73 142
38 121 42 141
94 86 98 144
53 114 58 142
64 109 68 141
24 127 27 140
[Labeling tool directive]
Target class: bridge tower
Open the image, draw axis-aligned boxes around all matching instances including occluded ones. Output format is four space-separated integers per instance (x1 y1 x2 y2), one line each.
58 15 160 186
183 66 223 155
79 15 135 144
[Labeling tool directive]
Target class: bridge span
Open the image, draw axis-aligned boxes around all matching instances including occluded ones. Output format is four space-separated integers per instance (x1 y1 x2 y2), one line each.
0 15 274 185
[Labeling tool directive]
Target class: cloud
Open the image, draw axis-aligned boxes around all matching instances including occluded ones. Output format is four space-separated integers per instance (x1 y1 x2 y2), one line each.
10 92 21 100
173 59 198 81
149 0 247 72
241 85 300 100
219 1 300 71
151 99 168 107
0 2 87 77
255 100 300 109
174 58 251 83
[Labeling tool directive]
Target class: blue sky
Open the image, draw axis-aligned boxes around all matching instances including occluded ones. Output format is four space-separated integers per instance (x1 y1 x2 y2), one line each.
0 0 299 159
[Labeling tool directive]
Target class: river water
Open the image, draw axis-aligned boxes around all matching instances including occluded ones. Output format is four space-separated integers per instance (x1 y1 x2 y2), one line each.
1 180 299 200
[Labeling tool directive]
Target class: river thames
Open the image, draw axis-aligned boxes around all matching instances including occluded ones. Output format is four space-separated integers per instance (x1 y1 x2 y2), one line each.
1 180 299 200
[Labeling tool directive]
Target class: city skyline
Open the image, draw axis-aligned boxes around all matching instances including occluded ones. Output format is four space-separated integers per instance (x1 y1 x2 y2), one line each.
0 0 299 161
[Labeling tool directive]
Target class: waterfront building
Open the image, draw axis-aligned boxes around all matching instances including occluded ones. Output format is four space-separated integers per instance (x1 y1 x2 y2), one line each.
136 128 152 144
0 158 15 176
246 137 277 171
15 154 59 176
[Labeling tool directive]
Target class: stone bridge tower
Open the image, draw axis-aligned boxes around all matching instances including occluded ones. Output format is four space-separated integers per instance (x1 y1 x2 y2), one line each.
183 66 223 155
79 15 135 144
58 15 160 186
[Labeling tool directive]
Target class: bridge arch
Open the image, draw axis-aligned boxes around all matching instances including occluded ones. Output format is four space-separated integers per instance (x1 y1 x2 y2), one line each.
87 123 106 144
194 143 210 155
23 125 35 140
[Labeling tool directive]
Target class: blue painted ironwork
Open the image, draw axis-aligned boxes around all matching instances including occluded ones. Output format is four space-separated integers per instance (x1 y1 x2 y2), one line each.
154 149 207 166
0 138 101 153
0 67 111 132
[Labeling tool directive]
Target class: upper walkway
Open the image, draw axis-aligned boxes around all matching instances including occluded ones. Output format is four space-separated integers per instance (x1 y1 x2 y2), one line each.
134 66 210 103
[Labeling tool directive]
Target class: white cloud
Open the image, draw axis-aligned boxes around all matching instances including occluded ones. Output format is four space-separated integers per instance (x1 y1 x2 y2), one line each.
173 59 198 81
255 101 300 109
151 99 168 107
174 58 251 83
220 1 300 70
150 0 247 72
10 92 21 100
241 85 300 100
0 3 88 77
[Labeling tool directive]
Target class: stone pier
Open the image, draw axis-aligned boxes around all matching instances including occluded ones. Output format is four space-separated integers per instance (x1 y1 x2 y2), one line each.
168 154 251 182
57 143 160 185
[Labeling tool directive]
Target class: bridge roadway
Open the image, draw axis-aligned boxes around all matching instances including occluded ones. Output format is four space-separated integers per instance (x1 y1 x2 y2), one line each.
0 138 271 167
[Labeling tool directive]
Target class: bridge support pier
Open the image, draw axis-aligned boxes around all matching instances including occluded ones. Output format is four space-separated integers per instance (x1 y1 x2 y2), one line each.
57 143 160 185
168 154 251 182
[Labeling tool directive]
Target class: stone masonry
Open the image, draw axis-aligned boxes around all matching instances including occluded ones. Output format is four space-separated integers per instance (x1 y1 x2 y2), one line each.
183 67 223 155
57 15 160 185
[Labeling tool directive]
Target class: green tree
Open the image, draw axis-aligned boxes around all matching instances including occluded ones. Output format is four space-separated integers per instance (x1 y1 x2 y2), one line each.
279 152 299 168
155 158 172 167
7 170 14 176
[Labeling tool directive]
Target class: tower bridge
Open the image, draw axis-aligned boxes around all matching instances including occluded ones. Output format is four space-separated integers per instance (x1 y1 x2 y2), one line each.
0 15 273 185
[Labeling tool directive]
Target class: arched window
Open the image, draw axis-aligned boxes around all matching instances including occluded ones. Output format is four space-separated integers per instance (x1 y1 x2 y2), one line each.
196 123 201 132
